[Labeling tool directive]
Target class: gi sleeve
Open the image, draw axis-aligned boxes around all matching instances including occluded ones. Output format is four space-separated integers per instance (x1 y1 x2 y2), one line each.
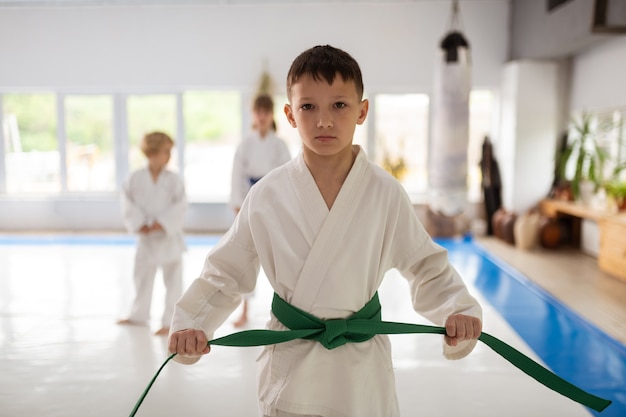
121 173 148 233
170 198 260 364
391 187 482 360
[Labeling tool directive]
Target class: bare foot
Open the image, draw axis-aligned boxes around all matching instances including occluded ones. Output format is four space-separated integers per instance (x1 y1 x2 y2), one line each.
116 318 133 325
154 327 169 336
233 315 248 328
233 299 249 328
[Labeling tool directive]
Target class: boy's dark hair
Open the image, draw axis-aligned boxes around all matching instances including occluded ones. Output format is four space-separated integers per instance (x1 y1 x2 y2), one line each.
286 45 364 101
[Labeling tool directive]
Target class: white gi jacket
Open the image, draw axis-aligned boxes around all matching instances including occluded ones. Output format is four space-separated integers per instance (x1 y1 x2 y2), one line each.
230 131 292 210
122 167 187 264
172 146 482 417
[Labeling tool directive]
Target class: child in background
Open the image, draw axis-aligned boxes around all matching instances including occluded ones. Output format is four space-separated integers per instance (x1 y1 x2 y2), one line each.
230 93 292 327
168 45 481 417
117 131 187 336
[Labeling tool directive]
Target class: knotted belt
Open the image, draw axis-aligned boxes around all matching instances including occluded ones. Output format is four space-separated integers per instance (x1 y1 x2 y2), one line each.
129 292 612 416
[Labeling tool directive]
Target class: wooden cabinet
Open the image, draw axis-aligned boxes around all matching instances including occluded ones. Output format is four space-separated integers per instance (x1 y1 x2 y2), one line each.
599 215 626 282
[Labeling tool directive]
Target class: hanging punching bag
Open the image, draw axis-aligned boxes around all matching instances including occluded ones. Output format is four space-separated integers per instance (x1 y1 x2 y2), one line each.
428 1 471 217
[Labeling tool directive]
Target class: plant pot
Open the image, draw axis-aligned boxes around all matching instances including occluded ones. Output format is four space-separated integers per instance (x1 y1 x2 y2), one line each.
579 180 595 206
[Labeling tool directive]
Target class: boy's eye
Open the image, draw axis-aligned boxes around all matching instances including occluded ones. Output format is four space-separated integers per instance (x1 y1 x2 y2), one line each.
334 102 347 109
300 104 314 110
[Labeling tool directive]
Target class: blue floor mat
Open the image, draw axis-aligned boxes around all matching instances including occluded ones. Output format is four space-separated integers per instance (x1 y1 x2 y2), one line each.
436 237 626 417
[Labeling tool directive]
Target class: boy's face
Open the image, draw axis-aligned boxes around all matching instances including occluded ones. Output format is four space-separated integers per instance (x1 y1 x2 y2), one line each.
147 143 172 171
284 73 368 159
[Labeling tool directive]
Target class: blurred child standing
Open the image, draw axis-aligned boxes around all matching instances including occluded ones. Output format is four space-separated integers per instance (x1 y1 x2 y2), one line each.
118 131 187 336
230 94 292 327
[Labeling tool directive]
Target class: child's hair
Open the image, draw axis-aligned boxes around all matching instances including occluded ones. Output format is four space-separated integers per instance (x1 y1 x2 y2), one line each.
252 93 277 132
286 45 364 101
253 94 274 113
140 131 174 157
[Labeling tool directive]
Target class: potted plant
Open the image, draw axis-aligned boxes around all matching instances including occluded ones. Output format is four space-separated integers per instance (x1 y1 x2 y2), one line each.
557 112 609 204
605 180 626 211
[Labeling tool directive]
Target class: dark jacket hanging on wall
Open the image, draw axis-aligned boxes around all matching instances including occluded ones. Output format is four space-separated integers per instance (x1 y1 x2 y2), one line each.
479 137 502 235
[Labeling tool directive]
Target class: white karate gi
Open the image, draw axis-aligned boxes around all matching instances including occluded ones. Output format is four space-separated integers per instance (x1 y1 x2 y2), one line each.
122 167 187 328
172 146 482 417
230 131 292 210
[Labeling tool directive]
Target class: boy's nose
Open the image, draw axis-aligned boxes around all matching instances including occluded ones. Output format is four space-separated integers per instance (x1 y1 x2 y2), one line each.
316 112 333 128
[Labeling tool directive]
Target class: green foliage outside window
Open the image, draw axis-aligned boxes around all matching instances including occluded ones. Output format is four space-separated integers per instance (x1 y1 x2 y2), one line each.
184 91 241 143
65 95 113 152
3 94 57 152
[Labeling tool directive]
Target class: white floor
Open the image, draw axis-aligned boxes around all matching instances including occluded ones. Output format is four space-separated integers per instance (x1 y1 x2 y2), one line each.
0 240 593 417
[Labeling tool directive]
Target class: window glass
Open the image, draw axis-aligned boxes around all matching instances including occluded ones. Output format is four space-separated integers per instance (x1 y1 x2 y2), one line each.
127 94 178 173
183 91 242 202
375 94 429 197
65 95 115 192
2 93 59 193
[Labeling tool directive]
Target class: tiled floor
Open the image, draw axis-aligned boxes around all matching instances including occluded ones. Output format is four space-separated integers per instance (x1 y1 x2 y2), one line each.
0 235 623 417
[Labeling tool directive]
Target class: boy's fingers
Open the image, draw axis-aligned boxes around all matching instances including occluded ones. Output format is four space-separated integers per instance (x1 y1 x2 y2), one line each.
445 318 457 338
168 329 210 356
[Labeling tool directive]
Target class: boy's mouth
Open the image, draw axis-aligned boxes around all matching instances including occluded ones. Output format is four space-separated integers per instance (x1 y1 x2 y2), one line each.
315 135 336 142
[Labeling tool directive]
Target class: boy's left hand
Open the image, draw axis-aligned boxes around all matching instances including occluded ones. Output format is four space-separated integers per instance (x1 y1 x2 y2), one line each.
444 314 482 346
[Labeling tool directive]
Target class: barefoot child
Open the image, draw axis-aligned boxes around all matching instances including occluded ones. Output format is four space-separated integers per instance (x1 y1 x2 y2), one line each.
118 131 187 336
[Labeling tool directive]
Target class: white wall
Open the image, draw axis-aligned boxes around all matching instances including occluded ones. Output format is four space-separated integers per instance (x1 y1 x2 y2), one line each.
0 3 508 92
0 2 510 232
570 36 626 112
509 0 613 60
499 60 561 214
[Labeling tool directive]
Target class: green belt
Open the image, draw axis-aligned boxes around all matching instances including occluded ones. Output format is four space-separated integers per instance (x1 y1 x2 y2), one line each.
129 292 612 416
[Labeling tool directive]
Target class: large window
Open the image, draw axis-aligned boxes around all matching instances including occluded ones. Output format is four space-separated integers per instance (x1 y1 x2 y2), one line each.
373 90 495 202
64 95 115 192
2 93 59 193
0 89 496 206
375 94 430 197
183 91 241 202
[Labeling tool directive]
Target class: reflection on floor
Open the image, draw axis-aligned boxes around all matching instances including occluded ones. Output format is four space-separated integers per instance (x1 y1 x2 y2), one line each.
0 235 624 417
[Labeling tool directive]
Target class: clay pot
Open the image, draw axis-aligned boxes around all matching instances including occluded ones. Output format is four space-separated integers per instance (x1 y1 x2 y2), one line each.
492 208 507 239
539 217 561 249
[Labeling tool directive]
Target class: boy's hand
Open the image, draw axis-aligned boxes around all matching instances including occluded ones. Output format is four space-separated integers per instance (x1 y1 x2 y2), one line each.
444 314 482 347
168 329 211 356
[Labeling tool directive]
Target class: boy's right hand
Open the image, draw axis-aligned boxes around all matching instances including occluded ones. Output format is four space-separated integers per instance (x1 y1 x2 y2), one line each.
168 329 211 356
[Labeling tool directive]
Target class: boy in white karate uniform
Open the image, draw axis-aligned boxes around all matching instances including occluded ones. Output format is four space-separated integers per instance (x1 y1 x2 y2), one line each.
118 131 187 336
168 46 482 416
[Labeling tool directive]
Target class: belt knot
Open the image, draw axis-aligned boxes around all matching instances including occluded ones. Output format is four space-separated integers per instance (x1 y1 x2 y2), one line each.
322 319 348 349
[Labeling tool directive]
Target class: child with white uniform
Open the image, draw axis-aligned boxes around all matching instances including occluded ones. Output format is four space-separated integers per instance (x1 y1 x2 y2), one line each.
118 131 187 336
230 94 292 327
168 46 482 417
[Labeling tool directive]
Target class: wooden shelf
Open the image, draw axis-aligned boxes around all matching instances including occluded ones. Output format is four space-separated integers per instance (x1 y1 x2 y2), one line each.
539 199 614 222
540 199 626 283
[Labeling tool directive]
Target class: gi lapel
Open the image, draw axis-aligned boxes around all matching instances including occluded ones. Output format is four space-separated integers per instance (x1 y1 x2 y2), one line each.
289 147 369 311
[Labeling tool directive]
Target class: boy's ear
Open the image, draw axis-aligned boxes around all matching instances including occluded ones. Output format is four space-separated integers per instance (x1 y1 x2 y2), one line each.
284 104 297 127
357 99 369 125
